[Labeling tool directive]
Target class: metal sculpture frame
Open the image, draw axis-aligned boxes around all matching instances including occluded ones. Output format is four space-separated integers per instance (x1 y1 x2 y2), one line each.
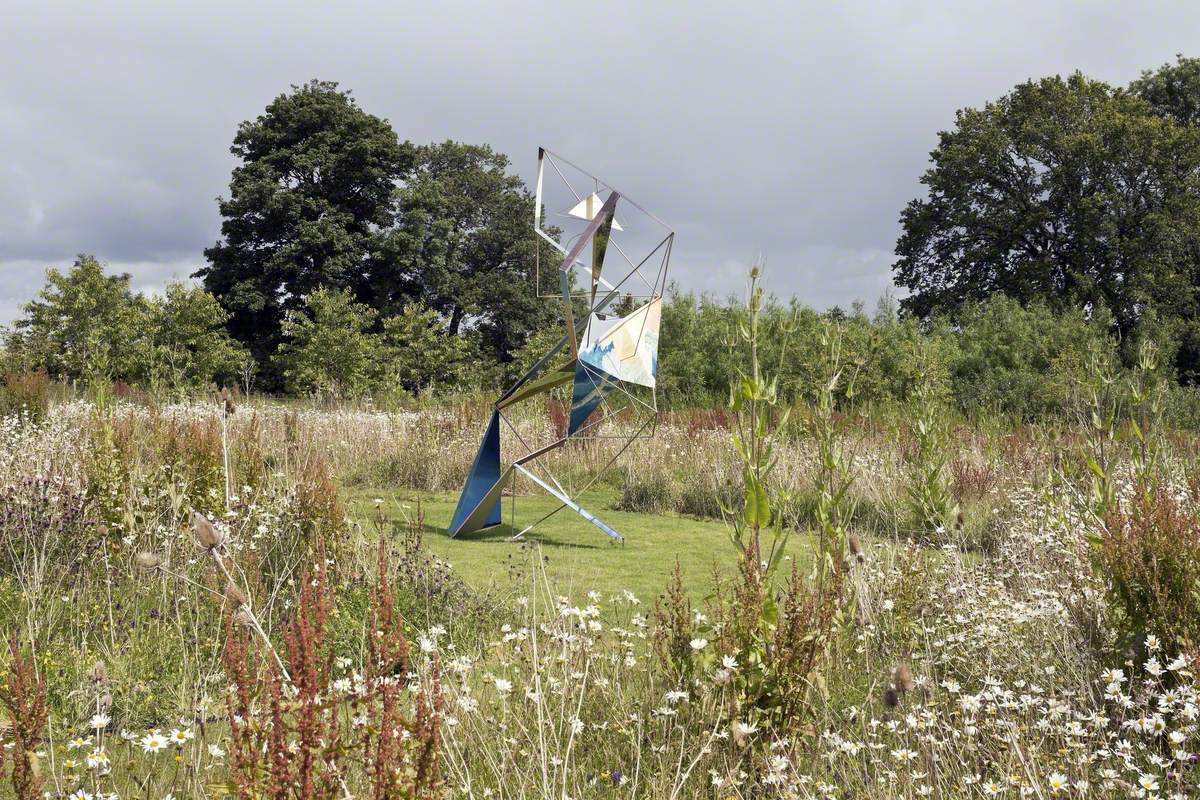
448 147 674 542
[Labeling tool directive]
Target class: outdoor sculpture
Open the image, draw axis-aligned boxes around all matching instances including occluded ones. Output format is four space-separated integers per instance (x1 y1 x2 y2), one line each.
448 148 674 541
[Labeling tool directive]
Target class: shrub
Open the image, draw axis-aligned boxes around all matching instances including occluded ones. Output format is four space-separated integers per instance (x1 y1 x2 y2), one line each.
1096 487 1200 655
615 472 678 514
677 478 739 520
950 295 1114 419
0 370 51 422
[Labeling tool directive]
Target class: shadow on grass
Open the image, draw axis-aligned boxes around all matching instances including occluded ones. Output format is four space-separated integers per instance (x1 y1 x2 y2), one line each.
416 520 613 551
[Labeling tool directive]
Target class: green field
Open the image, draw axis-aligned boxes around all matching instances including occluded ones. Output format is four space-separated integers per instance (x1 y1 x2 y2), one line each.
344 486 813 603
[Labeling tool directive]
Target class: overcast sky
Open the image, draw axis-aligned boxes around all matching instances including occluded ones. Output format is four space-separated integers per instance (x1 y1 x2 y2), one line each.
2 1 1199 325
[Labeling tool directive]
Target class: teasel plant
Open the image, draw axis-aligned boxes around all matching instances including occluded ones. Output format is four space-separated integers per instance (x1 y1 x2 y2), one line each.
1079 340 1122 520
190 510 291 681
723 263 796 580
903 337 957 539
1126 338 1167 500
219 387 235 510
806 319 861 595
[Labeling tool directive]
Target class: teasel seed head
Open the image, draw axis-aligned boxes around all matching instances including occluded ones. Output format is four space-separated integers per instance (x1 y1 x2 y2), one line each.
893 663 915 693
848 534 864 564
225 581 248 609
134 551 163 571
192 511 224 551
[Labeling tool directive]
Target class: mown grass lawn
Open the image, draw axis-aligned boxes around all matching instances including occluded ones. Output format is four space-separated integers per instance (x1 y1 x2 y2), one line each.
344 486 815 603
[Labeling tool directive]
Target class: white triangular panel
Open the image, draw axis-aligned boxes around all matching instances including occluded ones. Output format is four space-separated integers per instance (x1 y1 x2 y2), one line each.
566 192 623 231
578 298 661 387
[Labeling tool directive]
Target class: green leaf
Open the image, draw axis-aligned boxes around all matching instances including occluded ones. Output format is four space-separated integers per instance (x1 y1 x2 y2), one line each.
742 472 770 530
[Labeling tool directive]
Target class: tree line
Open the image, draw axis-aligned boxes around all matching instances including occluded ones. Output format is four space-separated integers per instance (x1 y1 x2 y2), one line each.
7 58 1200 411
2 254 1176 423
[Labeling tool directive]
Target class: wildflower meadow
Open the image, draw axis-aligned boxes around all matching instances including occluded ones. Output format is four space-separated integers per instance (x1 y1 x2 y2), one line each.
1 303 1199 800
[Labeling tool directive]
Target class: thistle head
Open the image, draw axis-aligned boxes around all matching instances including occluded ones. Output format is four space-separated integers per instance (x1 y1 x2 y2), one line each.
89 661 109 688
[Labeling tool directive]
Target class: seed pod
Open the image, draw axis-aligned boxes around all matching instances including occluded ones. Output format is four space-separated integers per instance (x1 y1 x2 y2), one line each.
893 663 915 693
134 551 163 571
89 661 109 687
225 581 248 608
233 606 255 628
192 512 224 551
848 534 864 564
97 692 113 713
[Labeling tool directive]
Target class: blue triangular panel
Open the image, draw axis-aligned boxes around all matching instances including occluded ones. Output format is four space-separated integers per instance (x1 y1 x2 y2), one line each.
569 363 618 435
449 410 502 533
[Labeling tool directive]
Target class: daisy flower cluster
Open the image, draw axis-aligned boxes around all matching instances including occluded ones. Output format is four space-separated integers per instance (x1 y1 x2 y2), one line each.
767 649 1200 799
46 718 225 800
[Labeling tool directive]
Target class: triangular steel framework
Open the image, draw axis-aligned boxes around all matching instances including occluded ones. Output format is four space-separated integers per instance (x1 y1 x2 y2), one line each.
447 147 674 543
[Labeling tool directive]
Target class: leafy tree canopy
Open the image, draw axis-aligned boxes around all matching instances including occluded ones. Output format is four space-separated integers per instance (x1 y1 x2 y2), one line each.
10 254 147 381
893 72 1200 376
145 284 246 391
274 288 469 398
371 140 559 363
379 303 469 394
275 287 382 398
1131 54 1200 128
7 255 244 391
199 84 559 384
197 80 414 372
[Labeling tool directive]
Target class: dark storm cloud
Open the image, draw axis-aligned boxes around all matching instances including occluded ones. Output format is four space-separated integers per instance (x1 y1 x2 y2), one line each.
3 0 1200 324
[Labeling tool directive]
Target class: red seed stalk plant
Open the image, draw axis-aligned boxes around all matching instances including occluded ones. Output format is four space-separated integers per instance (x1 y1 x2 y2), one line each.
224 539 443 799
0 635 49 800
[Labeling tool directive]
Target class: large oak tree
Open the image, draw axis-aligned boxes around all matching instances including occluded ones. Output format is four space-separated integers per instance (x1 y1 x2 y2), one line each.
894 72 1200 377
199 84 558 385
369 141 559 363
196 80 413 373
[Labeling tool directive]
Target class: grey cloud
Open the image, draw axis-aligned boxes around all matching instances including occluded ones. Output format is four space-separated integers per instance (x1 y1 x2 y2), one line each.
3 0 1200 325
